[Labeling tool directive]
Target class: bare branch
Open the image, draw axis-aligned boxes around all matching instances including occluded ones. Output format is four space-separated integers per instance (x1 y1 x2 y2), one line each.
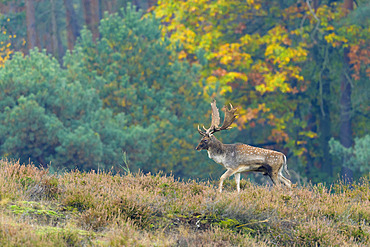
306 0 320 43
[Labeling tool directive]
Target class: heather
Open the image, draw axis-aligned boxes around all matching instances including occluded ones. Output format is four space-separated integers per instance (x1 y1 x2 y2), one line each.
0 159 369 246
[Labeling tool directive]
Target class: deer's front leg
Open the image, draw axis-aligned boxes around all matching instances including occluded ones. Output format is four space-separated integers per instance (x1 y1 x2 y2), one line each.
235 173 243 193
219 169 234 193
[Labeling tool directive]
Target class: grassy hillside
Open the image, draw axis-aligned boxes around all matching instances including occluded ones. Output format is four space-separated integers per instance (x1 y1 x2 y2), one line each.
0 159 369 246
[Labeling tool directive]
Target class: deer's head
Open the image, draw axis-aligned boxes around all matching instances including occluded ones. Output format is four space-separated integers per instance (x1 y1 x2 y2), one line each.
196 100 238 151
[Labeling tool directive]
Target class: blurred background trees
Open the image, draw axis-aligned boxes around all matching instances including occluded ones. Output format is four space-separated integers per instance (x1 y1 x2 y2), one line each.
0 0 368 183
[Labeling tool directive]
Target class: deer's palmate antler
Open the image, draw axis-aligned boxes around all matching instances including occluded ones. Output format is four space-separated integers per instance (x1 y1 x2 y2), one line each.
196 100 291 193
198 99 237 136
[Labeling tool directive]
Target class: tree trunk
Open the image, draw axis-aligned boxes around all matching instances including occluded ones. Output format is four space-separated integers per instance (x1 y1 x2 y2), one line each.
320 66 332 176
50 0 58 57
309 43 333 179
25 0 37 50
64 0 80 51
91 0 100 41
82 0 100 42
102 0 116 14
340 0 354 183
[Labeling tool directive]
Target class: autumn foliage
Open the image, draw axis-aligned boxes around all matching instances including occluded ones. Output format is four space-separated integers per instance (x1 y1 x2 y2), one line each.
0 1 369 183
154 0 370 182
0 26 12 67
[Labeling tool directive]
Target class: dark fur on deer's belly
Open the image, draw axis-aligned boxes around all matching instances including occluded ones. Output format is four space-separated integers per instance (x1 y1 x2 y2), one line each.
233 164 269 174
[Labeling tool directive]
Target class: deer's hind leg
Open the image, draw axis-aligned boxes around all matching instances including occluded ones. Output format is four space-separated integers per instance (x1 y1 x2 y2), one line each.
278 173 292 188
268 164 281 187
278 162 292 188
269 172 280 186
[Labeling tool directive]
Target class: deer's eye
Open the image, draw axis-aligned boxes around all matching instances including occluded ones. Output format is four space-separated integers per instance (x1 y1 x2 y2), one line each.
204 139 208 143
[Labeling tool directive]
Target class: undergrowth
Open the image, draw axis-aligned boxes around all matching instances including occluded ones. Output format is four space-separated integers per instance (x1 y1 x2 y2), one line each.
0 159 369 246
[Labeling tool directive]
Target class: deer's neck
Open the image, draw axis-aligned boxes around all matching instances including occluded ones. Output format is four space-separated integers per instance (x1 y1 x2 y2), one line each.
207 136 230 165
208 136 226 155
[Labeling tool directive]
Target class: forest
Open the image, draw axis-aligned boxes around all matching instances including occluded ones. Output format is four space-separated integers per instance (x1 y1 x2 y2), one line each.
0 0 369 184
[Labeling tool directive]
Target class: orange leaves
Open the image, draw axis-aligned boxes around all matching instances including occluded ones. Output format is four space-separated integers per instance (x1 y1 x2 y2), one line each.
269 129 289 143
237 103 269 129
234 22 246 34
348 43 370 80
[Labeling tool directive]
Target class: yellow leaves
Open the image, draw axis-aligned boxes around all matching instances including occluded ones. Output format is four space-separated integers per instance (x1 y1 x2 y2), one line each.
240 34 252 45
206 70 248 95
178 50 187 59
220 54 233 65
221 71 248 86
324 32 348 47
256 71 290 94
0 30 13 68
120 98 126 107
299 131 317 139
264 44 276 57
214 42 252 69
169 26 197 53
219 85 233 95
154 0 311 99
263 25 307 70
206 75 218 85
325 25 335 31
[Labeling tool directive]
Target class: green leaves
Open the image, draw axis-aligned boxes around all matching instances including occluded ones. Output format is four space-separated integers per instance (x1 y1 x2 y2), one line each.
0 49 148 172
64 6 211 177
0 5 212 179
329 135 370 176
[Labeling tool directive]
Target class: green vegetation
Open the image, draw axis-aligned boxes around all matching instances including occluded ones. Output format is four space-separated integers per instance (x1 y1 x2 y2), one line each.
1 1 368 245
1 2 368 184
0 5 210 178
1 159 369 246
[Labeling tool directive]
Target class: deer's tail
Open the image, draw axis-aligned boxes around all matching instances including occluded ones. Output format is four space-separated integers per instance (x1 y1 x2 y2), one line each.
283 154 291 178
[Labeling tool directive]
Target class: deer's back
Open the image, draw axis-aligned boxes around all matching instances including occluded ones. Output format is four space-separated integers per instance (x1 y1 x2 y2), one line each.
233 143 284 167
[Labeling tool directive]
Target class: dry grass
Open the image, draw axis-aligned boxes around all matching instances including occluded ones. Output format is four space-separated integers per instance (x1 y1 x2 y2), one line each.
0 158 369 246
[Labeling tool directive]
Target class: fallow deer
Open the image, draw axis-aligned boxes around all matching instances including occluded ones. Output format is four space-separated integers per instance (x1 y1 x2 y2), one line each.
196 100 292 193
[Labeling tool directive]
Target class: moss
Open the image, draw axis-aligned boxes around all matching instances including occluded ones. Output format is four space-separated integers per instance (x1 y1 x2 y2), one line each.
8 201 65 220
219 218 240 228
